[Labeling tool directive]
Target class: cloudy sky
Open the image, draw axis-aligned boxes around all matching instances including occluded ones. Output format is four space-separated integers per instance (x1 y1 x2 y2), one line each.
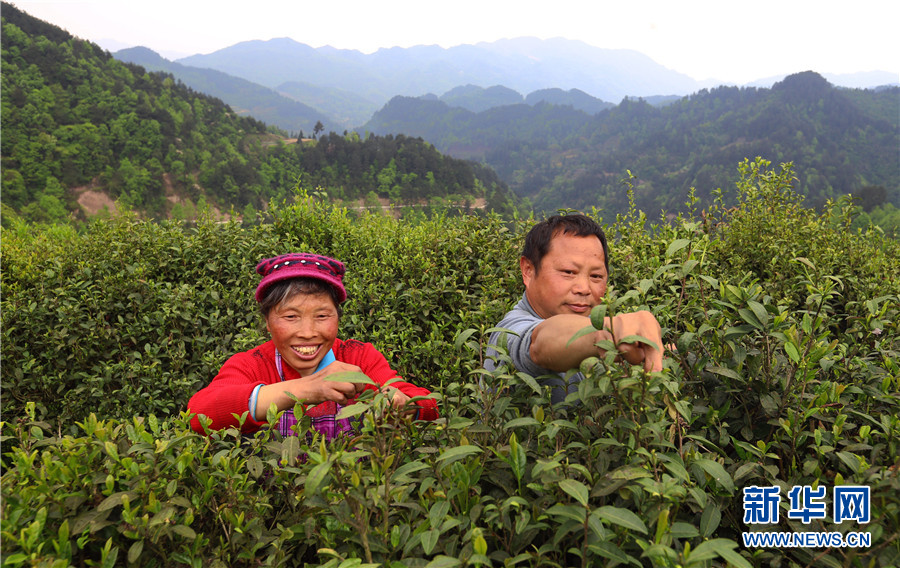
10 0 899 84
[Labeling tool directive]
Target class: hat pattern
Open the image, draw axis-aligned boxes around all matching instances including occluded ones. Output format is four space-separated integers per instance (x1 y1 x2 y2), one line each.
255 253 347 303
256 253 345 280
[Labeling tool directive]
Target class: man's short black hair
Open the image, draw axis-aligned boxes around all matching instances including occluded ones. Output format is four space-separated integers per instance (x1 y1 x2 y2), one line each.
522 214 609 274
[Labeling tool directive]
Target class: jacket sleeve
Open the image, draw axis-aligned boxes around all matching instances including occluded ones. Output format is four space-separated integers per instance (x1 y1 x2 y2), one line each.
187 352 268 434
487 307 552 377
354 342 440 421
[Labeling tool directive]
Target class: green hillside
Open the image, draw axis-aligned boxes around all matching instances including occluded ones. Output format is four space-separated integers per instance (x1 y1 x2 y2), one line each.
1 3 521 223
525 87 617 113
113 46 338 135
0 3 255 220
364 73 900 218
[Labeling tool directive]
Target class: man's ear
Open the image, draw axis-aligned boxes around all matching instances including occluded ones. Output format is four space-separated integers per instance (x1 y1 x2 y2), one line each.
520 256 535 287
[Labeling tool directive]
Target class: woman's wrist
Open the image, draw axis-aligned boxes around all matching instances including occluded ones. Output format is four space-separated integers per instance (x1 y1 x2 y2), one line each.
249 384 264 419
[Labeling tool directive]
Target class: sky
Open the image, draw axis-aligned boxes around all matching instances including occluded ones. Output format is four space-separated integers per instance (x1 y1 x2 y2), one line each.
9 0 899 85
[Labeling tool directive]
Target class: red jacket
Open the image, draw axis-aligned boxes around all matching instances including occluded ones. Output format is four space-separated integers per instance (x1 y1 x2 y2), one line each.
188 338 438 433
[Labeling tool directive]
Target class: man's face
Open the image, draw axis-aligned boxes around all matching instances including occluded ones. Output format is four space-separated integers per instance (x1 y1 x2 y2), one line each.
521 232 608 319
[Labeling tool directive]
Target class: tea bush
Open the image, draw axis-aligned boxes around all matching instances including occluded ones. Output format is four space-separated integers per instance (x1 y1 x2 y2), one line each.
1 212 280 422
0 201 526 424
2 159 899 566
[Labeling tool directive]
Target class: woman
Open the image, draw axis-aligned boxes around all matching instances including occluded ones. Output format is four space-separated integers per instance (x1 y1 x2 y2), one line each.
188 252 439 436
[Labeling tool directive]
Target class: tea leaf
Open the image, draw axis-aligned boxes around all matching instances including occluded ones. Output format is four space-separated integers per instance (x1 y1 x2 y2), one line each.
323 372 376 385
665 238 691 259
421 529 440 555
595 506 648 534
435 445 482 464
97 491 137 512
558 479 589 507
693 459 734 492
305 461 331 495
335 403 370 420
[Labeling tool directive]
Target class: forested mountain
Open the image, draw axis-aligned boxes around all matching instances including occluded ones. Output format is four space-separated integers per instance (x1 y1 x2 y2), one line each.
1 3 521 224
428 85 616 115
364 72 900 216
748 70 900 90
113 46 338 134
437 85 524 112
525 88 616 114
4 3 896 228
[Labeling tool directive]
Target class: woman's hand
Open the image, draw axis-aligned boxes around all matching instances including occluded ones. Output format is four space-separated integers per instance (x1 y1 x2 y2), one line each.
294 361 368 405
386 388 417 414
255 362 367 419
375 387 419 422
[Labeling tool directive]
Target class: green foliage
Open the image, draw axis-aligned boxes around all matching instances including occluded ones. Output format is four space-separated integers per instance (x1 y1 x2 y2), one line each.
0 197 525 425
1 5 522 223
3 161 900 566
1 214 280 423
113 45 340 135
267 132 520 211
364 75 900 219
851 202 900 238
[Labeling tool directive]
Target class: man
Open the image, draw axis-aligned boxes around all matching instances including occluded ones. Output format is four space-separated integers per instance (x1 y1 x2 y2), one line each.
487 214 664 403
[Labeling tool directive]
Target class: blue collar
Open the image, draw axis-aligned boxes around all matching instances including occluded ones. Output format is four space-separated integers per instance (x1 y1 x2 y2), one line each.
518 292 541 319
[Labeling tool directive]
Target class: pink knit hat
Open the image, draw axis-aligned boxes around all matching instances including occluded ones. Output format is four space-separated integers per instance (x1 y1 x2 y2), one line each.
255 253 347 303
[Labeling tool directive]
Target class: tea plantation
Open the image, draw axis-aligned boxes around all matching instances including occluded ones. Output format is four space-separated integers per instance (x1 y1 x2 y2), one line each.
2 159 899 567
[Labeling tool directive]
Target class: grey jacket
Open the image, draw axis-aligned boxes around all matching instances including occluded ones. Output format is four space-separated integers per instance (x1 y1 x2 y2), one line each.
486 293 585 404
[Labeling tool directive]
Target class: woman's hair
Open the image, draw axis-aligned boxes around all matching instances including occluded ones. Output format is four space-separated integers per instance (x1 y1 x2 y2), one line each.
258 277 344 318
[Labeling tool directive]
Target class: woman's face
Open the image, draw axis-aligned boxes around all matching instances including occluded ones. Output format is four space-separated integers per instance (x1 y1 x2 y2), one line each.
265 291 339 376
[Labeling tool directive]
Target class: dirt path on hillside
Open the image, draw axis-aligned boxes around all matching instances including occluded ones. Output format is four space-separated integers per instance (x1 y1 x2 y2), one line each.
73 180 118 217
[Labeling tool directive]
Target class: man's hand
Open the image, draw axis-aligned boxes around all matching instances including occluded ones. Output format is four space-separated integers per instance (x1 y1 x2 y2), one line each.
530 310 664 373
609 311 663 372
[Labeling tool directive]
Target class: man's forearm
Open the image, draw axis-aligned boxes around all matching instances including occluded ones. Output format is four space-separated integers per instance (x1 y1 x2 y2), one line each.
529 314 611 372
529 311 663 373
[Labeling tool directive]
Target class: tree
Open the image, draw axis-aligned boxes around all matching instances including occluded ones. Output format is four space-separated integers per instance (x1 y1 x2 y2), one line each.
363 190 381 210
853 185 887 212
313 121 324 139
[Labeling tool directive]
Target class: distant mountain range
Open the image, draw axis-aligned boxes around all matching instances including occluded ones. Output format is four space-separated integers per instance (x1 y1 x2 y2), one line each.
113 45 622 133
175 37 699 104
110 37 896 133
